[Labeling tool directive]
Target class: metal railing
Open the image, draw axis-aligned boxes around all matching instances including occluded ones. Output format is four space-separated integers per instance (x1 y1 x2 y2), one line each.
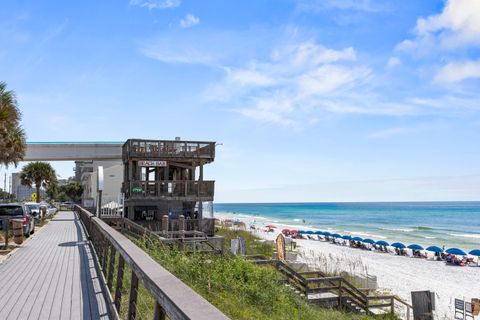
75 205 228 320
123 140 215 160
122 180 214 199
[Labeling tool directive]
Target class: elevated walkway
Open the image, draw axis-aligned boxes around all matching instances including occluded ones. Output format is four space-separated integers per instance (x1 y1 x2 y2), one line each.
0 211 112 319
25 142 123 161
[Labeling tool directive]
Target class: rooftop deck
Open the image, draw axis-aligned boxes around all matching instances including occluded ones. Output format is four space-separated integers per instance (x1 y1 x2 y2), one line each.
122 139 215 162
0 211 112 320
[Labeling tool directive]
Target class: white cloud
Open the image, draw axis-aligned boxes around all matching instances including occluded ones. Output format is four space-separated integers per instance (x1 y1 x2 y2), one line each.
387 57 400 68
129 0 180 10
225 68 275 87
179 14 199 29
397 0 480 52
434 60 480 83
368 127 408 139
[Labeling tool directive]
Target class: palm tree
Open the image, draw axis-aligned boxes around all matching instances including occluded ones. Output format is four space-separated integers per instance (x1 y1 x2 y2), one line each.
20 162 57 203
0 82 26 167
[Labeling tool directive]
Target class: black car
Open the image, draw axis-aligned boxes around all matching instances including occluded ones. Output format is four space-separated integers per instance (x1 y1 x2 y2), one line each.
0 203 35 237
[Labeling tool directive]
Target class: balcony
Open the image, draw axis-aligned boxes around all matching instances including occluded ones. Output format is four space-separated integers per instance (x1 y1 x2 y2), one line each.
123 139 215 162
123 180 214 201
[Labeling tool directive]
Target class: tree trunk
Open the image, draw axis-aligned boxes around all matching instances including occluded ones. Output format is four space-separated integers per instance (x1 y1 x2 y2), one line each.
36 184 40 203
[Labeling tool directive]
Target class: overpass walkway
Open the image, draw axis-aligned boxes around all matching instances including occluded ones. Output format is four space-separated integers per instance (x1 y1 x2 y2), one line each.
0 211 112 320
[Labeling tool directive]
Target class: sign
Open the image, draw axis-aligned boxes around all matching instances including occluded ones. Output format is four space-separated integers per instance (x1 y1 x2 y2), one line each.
238 237 246 256
132 187 143 193
31 193 37 201
97 166 104 191
138 160 167 167
230 239 239 255
83 198 94 208
276 234 286 261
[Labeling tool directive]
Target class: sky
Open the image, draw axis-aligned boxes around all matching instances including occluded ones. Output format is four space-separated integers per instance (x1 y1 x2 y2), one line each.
1 0 480 202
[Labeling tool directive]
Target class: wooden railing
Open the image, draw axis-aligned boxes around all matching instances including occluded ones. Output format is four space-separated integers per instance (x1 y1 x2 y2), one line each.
247 257 411 318
123 180 214 200
75 205 228 320
123 140 215 160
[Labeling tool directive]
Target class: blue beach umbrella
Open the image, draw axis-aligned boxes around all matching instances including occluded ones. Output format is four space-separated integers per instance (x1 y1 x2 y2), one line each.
426 246 443 253
331 233 342 238
362 238 375 244
342 235 353 240
305 231 314 235
407 244 424 250
468 249 480 256
314 231 324 235
298 230 307 234
391 242 406 249
375 240 389 246
323 232 332 236
352 237 363 242
446 248 467 256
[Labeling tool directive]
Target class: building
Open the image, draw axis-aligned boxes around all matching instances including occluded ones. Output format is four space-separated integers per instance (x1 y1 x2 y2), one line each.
122 138 215 232
11 172 46 201
79 160 123 208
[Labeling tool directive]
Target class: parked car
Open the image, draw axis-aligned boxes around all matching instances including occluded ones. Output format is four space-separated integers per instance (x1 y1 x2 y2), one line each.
40 203 57 217
0 203 35 236
25 202 42 220
60 202 74 210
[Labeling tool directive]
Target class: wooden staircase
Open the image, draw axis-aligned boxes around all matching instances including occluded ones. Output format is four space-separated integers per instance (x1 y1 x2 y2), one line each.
246 256 412 319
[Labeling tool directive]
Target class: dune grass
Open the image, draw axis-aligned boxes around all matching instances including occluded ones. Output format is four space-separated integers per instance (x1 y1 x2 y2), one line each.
130 234 395 320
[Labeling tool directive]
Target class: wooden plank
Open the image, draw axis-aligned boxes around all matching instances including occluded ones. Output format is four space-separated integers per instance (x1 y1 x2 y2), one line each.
114 255 125 312
107 245 116 290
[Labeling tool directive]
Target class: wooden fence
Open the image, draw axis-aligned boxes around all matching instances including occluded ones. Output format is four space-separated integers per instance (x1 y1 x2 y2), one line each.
75 205 228 320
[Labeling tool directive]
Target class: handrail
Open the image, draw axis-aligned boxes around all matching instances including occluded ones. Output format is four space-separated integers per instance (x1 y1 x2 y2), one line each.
75 205 228 320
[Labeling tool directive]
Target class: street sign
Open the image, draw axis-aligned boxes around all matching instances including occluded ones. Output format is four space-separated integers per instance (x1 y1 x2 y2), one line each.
31 193 37 201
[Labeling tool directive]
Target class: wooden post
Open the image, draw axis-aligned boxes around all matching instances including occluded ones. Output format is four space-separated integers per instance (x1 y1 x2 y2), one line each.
107 246 116 290
128 271 139 320
102 238 108 270
154 302 167 320
114 255 125 312
162 215 169 236
4 218 9 248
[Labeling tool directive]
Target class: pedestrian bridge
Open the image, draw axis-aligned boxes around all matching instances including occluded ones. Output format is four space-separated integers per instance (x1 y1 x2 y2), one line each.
25 142 123 161
0 209 228 320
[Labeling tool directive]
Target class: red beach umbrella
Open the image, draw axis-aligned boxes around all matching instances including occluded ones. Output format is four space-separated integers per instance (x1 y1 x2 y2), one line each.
265 225 277 229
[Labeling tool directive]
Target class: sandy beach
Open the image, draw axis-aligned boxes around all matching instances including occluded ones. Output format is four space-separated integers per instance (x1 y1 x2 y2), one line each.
216 212 480 319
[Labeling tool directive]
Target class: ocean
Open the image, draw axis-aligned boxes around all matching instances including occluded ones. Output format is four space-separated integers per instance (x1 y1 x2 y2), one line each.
214 202 480 251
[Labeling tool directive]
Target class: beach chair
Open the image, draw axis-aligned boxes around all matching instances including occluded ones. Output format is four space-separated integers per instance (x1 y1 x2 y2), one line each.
465 302 474 319
454 299 465 319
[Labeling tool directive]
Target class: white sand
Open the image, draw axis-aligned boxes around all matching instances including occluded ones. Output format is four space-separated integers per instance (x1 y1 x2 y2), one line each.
217 213 480 319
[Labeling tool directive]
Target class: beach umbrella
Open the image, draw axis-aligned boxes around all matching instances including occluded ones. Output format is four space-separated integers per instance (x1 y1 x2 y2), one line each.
314 231 323 235
375 240 389 246
304 231 314 235
342 235 352 240
391 242 406 249
426 246 443 253
362 238 375 244
407 244 424 250
282 229 290 233
323 232 332 236
468 249 480 256
352 237 363 242
446 248 467 256
298 230 307 234
265 225 277 229
331 233 342 238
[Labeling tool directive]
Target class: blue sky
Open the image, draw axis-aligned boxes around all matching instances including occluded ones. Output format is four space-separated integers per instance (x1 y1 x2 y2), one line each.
1 0 480 202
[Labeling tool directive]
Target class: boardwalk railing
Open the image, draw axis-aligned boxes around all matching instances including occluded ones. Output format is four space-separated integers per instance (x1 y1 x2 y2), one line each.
75 205 228 320
246 257 412 319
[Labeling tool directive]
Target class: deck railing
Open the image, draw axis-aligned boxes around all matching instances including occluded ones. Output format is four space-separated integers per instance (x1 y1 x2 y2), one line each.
247 257 412 319
123 139 215 160
122 180 214 200
75 205 228 320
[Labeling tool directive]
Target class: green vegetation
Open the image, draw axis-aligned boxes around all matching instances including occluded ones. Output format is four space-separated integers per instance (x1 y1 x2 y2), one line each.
20 161 57 203
46 180 83 203
0 82 26 167
130 234 388 320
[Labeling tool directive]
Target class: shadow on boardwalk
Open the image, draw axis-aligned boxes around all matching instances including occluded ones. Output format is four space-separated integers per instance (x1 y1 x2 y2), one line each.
0 211 112 320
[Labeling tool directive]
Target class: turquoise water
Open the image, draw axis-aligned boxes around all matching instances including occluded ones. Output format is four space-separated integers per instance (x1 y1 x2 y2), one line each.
214 202 480 251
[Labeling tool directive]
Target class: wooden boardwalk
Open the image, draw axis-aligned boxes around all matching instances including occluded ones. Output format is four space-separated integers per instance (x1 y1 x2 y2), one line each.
0 211 112 320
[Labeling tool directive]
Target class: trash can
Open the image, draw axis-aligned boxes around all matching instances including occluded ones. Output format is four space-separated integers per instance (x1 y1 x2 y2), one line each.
12 219 23 245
